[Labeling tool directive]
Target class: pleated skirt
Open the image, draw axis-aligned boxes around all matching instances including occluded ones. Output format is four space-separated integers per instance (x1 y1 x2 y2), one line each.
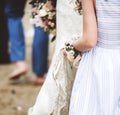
69 45 120 115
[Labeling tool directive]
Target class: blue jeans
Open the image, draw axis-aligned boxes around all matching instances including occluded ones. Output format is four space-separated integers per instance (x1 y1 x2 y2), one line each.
7 17 25 62
32 27 49 76
4 0 26 62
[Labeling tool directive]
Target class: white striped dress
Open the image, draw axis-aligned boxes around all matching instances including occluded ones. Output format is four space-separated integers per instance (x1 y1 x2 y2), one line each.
69 0 120 115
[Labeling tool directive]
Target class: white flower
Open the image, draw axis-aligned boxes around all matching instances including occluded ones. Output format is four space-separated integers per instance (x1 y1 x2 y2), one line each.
69 50 75 56
39 9 48 17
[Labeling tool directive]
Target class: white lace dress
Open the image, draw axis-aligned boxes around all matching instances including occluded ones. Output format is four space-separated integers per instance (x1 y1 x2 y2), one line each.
28 0 82 115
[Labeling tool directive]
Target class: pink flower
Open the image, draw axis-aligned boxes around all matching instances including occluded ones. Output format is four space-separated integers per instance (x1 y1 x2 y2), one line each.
50 22 55 27
35 15 44 27
43 1 54 12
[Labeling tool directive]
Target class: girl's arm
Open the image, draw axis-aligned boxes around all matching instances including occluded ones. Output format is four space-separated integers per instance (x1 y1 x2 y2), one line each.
72 0 97 52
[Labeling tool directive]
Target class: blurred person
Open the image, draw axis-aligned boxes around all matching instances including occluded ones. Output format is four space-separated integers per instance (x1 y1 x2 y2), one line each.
28 0 82 114
4 0 28 79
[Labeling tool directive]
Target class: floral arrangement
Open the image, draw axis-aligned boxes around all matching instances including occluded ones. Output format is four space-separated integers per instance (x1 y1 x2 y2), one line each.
64 41 82 67
29 0 56 41
64 42 79 62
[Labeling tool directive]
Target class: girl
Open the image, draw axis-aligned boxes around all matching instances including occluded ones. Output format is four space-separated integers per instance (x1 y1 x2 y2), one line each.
69 0 120 115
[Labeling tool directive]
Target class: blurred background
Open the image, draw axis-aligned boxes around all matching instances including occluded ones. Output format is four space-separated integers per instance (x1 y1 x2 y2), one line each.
0 1 55 115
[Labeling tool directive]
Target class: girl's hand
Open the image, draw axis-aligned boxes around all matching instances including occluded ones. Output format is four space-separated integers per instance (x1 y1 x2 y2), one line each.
63 48 67 56
63 48 74 62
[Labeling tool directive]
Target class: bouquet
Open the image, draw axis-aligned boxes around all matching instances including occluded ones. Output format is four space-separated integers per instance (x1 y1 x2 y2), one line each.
29 0 56 42
64 40 82 68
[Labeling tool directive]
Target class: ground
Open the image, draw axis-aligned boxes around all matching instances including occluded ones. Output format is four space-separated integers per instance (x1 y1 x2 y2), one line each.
0 1 55 115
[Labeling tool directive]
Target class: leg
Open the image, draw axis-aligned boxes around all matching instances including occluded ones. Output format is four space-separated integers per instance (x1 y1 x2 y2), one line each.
7 17 28 79
8 17 25 62
32 27 49 84
4 0 28 79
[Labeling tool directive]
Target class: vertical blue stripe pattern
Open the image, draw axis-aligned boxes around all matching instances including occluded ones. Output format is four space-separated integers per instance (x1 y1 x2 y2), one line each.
69 0 120 115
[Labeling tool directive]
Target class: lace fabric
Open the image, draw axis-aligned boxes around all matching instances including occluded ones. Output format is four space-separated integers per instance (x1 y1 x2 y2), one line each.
28 0 82 114
50 50 77 115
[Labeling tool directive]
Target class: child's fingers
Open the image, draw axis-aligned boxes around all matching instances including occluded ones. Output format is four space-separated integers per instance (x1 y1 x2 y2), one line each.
62 49 67 56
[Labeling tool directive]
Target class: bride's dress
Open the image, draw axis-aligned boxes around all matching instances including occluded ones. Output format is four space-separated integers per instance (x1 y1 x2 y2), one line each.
28 0 82 115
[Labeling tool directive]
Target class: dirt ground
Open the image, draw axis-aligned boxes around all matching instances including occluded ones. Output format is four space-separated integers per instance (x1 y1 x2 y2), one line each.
0 1 55 115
